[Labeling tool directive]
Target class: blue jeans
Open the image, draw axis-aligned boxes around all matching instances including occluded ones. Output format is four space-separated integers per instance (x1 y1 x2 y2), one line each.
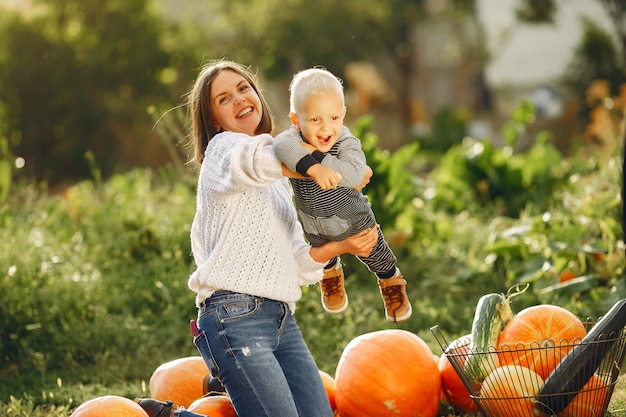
173 408 207 417
191 291 333 417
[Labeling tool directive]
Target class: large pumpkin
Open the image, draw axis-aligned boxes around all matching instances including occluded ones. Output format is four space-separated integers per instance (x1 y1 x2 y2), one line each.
187 395 237 417
149 356 209 408
334 329 441 417
558 374 610 417
497 304 587 379
479 365 544 417
438 334 479 413
70 395 148 417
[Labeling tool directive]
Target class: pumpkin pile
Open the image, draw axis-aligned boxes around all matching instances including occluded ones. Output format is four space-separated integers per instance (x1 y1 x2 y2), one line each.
70 331 442 417
69 296 624 417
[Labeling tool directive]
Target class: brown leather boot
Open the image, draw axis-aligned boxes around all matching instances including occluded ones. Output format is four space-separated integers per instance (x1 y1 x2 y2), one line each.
202 374 227 396
378 270 412 323
320 260 348 313
134 398 178 417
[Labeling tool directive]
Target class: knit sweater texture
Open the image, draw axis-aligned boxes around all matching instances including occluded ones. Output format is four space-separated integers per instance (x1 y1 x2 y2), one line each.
188 131 325 311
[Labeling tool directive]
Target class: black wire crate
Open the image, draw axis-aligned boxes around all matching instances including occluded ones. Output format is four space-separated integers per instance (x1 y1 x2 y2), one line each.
431 323 626 417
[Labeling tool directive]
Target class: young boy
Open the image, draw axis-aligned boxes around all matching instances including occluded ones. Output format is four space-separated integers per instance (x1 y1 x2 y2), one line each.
273 67 412 323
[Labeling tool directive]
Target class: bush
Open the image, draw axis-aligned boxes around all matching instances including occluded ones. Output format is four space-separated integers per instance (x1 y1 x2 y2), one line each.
0 169 199 399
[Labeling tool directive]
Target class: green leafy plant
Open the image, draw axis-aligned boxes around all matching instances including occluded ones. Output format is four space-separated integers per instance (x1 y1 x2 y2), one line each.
431 99 567 217
354 115 422 231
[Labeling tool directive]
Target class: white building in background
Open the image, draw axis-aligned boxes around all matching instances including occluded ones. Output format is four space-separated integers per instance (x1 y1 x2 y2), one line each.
472 0 615 146
407 0 615 145
477 0 613 88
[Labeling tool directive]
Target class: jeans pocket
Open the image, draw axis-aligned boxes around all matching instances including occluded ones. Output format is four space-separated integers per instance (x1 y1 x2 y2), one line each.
192 331 219 377
217 298 261 323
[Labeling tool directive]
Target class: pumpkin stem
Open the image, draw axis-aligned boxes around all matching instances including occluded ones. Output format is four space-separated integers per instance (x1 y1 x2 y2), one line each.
505 283 529 301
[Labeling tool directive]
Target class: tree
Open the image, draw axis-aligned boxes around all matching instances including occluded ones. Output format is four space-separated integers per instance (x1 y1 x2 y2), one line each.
515 0 626 93
0 0 176 184
598 0 626 68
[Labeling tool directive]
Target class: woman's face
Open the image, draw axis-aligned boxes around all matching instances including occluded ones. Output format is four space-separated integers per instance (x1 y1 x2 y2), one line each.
210 69 263 136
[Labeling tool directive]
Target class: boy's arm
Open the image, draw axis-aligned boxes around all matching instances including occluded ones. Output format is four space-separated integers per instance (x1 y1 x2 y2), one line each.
274 126 341 189
319 128 367 189
273 126 316 173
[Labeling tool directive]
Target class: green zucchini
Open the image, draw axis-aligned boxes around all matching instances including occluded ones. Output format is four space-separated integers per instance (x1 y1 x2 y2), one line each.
464 284 528 382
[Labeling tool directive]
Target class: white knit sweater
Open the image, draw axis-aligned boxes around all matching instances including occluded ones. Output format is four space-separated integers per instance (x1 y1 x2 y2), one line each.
188 131 325 311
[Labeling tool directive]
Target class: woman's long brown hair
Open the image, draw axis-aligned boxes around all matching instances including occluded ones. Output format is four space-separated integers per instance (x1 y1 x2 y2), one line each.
186 60 274 165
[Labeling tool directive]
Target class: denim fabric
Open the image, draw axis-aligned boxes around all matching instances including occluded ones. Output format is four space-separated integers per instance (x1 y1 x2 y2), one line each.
192 291 333 417
173 408 207 417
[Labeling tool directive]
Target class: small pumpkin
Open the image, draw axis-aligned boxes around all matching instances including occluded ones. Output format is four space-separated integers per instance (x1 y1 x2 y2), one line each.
438 334 479 413
558 374 610 417
187 395 237 417
319 370 337 412
149 356 209 408
497 304 587 379
479 365 544 417
559 270 577 283
334 329 441 417
69 395 148 417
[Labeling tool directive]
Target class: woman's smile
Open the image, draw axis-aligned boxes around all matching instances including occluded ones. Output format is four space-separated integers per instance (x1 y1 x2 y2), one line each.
211 69 263 136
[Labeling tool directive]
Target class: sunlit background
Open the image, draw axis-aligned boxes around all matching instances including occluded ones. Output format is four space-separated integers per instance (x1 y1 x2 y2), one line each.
0 0 622 186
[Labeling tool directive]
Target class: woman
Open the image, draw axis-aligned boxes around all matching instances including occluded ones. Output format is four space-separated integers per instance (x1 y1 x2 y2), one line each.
136 60 377 417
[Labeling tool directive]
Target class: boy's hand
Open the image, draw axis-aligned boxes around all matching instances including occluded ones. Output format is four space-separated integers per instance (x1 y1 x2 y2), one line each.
307 164 342 190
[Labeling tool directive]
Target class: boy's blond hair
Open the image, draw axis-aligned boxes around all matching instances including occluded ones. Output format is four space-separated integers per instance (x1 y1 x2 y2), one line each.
290 68 344 117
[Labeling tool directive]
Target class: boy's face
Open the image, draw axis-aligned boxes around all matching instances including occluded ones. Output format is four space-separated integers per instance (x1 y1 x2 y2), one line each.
290 91 346 153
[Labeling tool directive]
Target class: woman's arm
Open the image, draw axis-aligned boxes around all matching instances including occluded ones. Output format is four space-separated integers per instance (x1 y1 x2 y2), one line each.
308 226 379 263
281 163 305 179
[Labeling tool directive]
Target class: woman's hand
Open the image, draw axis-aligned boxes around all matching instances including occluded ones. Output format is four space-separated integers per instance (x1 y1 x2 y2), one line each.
281 163 304 179
341 226 378 257
354 165 373 190
309 226 378 263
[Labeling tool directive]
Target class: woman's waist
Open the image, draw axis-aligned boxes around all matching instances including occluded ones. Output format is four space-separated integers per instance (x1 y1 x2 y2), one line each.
197 289 298 314
191 275 302 307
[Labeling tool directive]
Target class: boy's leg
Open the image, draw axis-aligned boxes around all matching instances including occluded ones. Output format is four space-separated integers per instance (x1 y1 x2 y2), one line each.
378 268 412 323
358 228 412 323
320 257 349 313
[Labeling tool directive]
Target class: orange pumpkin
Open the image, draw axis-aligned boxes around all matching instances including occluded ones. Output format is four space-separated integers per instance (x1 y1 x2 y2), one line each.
187 395 237 417
70 395 148 417
319 370 337 412
438 334 479 413
334 329 441 417
479 365 545 417
497 304 587 379
558 374 610 417
149 356 209 408
559 270 577 283
434 354 444 402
